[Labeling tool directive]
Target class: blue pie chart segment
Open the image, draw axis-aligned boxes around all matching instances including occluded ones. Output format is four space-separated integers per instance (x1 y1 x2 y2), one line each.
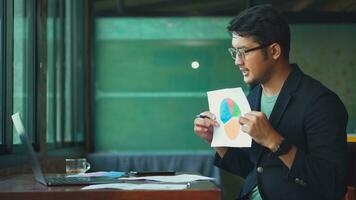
220 98 241 124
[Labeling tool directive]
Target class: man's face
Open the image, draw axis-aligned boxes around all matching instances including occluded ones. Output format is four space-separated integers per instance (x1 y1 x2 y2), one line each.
231 34 273 85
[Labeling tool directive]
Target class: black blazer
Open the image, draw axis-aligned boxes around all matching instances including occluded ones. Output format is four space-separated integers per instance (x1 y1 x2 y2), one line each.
214 64 348 200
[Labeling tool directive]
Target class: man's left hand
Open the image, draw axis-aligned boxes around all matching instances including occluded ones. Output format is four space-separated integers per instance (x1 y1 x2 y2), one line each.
239 111 282 149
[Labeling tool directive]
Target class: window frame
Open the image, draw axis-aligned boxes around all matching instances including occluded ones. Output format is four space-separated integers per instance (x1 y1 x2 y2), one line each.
0 0 14 155
0 0 4 147
0 0 93 164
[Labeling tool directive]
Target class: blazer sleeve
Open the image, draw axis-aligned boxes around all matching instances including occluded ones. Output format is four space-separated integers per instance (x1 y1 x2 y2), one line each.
287 93 348 200
214 147 253 178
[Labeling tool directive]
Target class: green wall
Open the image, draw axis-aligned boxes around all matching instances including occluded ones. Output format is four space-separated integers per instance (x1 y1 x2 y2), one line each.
289 24 356 133
95 17 356 152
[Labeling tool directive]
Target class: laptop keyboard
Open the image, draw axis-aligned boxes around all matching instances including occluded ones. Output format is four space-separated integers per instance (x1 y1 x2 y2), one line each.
45 176 119 186
46 176 90 185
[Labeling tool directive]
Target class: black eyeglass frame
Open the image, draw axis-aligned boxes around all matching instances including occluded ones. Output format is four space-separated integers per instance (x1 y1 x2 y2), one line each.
228 42 275 61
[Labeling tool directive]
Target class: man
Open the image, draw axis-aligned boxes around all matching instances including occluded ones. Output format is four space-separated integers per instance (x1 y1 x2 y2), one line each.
193 4 348 200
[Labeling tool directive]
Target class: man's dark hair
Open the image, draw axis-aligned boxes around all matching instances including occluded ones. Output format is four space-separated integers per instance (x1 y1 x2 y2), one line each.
228 4 290 59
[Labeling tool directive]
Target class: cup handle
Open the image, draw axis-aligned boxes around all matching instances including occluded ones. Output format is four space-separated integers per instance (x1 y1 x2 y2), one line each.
84 161 91 172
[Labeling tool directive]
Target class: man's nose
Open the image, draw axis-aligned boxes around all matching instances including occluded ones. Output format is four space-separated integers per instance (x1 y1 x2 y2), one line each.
235 56 244 66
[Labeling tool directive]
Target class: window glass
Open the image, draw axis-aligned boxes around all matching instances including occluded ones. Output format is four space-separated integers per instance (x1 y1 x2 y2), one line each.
13 0 28 144
47 0 85 147
46 0 55 143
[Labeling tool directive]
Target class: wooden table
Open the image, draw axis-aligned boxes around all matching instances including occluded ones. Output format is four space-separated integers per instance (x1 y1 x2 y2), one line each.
0 174 221 200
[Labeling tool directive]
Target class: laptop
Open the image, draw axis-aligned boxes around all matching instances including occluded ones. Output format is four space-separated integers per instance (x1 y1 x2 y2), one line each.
11 112 123 186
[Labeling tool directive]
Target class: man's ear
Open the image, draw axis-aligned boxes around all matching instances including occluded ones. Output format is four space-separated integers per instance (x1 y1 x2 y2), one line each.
270 43 282 60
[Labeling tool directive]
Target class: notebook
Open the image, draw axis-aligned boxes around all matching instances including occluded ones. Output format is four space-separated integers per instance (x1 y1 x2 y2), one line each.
11 112 123 186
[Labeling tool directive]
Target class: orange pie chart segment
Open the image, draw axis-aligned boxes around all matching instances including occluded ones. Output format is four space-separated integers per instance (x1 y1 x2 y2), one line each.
224 118 240 139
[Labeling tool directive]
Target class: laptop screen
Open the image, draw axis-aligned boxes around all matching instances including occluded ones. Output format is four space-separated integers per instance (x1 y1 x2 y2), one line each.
12 112 47 185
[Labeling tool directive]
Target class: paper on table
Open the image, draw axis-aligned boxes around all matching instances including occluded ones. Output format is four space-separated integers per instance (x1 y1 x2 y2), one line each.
81 183 187 190
119 174 215 183
207 87 252 147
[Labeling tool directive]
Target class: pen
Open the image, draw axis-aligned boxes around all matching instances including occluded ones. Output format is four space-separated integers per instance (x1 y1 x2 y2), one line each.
129 171 176 176
196 114 214 120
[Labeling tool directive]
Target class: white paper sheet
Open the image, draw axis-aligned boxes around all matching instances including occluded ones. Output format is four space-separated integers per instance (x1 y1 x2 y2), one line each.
207 87 252 147
119 174 215 183
81 183 187 190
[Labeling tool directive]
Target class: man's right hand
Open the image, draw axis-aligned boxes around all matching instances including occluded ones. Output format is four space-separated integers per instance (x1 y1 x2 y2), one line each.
193 111 219 143
194 111 227 158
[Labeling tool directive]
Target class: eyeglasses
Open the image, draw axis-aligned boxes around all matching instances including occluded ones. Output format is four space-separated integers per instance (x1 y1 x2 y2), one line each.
228 43 273 62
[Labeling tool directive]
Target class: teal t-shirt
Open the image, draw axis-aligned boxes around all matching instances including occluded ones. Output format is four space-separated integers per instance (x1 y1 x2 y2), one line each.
250 91 278 200
261 91 278 119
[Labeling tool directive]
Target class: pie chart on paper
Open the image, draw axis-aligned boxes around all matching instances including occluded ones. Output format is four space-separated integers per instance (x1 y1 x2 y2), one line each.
220 98 241 139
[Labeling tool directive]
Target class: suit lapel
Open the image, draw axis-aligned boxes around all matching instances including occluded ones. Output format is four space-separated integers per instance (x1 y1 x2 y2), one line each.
268 93 292 131
247 85 263 158
268 64 303 131
250 85 262 111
